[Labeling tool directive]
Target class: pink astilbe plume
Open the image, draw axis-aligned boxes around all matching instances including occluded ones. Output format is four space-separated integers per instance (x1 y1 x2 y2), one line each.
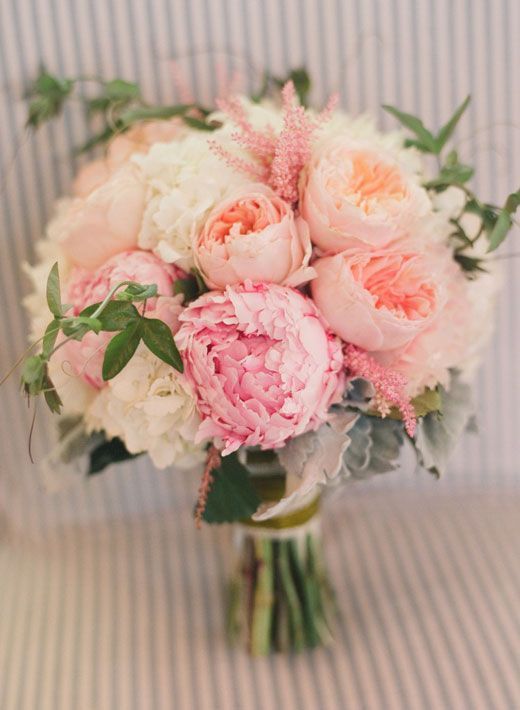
210 81 338 205
344 344 417 437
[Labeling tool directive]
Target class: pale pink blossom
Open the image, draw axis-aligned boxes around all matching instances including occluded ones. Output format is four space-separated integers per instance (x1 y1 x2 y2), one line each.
311 249 440 352
60 250 185 389
193 184 314 289
73 119 184 197
301 140 430 253
60 164 146 271
176 281 345 455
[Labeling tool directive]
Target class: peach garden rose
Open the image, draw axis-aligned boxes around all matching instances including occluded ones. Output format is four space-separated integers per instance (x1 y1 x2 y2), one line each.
300 137 431 253
311 248 441 352
193 184 314 289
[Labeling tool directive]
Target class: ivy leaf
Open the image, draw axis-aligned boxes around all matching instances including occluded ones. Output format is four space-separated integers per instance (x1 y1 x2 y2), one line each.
25 68 74 128
487 189 520 252
141 318 183 372
80 301 139 331
202 452 261 524
436 95 471 150
88 436 140 475
75 125 118 154
42 319 61 358
46 262 63 317
102 321 142 381
382 104 439 153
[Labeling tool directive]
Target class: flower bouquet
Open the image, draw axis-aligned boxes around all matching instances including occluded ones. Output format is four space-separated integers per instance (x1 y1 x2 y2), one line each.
7 68 518 655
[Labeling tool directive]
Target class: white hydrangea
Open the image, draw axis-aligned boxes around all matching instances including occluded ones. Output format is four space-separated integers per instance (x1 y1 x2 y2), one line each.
134 132 246 270
85 345 205 469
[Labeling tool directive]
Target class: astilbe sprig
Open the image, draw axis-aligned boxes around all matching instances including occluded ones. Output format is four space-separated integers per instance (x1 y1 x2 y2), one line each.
210 80 338 205
344 343 417 437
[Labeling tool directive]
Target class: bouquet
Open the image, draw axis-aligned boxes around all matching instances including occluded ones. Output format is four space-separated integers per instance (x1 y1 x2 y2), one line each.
8 68 518 655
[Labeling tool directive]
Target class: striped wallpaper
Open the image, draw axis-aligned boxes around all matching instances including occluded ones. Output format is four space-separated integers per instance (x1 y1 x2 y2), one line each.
0 1 519 708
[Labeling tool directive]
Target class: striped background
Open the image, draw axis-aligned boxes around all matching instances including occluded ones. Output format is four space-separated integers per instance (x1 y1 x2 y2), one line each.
0 1 519 708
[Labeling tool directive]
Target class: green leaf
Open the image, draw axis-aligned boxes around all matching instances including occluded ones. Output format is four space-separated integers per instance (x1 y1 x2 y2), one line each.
191 267 209 294
119 104 192 127
88 436 140 475
424 162 474 191
382 104 439 153
453 253 487 276
141 318 183 372
104 78 140 101
21 355 45 391
436 95 471 150
25 68 74 128
411 388 442 418
102 321 142 381
42 319 61 358
202 452 262 524
80 301 139 331
173 277 200 303
115 282 158 302
46 262 63 317
75 125 119 154
182 115 219 131
42 373 63 414
487 189 520 252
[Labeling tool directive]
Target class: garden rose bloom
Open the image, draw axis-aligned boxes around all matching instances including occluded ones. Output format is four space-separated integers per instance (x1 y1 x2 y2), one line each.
73 119 184 198
300 139 430 253
193 184 314 289
176 282 345 454
311 249 440 352
60 250 185 389
60 164 146 271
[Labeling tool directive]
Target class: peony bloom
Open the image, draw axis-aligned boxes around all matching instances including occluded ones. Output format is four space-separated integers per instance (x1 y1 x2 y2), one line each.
193 184 314 289
300 138 430 253
311 249 441 352
73 119 184 198
60 250 185 389
59 164 146 271
176 282 345 455
86 345 204 469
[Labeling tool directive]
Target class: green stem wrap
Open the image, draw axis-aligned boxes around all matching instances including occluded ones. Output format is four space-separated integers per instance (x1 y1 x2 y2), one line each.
227 451 337 655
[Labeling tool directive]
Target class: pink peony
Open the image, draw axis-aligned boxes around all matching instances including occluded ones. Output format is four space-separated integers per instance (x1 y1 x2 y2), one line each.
311 249 441 352
176 282 345 455
60 164 146 271
300 140 430 253
193 184 314 289
73 119 184 198
60 250 185 389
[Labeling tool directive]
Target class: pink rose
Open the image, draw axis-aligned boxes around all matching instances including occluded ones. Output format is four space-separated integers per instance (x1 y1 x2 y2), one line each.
300 140 430 253
193 184 314 289
311 249 440 352
60 164 146 271
60 250 185 388
73 119 183 198
176 282 345 455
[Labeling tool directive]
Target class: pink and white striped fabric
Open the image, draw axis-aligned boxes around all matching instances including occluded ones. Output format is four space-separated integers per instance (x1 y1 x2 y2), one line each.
0 1 518 708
